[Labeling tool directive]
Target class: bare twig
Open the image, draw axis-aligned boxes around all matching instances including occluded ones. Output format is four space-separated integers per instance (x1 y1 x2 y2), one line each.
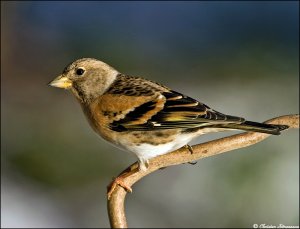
107 114 299 228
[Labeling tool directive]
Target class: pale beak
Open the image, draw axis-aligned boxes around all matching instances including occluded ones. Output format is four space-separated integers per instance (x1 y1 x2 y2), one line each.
48 75 72 89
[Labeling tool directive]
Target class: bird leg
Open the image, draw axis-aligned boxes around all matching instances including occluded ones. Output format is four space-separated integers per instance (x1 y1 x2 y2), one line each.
184 144 198 165
107 163 139 200
184 144 194 154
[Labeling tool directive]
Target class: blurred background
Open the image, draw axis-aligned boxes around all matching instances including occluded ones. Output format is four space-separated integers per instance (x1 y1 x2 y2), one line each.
1 1 299 228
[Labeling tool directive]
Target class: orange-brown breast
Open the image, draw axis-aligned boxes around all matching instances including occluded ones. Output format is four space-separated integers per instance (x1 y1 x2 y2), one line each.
82 93 166 144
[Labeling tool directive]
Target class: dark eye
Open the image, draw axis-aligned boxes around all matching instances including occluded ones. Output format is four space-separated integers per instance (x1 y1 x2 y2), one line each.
76 68 85 76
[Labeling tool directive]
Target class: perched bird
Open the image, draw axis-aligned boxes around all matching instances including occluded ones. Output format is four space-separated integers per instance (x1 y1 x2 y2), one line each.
49 58 288 172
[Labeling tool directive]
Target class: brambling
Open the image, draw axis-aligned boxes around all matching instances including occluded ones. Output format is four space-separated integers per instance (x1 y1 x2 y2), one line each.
49 58 288 193
49 58 288 170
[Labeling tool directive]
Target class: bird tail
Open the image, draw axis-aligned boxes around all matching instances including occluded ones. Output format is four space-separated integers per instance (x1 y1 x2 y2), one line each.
218 121 289 135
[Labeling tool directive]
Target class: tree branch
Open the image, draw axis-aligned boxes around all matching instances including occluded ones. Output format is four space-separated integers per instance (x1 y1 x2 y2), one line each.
107 114 299 228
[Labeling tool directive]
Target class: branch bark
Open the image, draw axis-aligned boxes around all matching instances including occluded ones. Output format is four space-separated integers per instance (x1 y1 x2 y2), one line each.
107 114 299 228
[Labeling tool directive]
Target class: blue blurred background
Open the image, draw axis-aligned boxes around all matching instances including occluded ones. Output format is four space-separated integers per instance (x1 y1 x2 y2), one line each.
1 1 299 228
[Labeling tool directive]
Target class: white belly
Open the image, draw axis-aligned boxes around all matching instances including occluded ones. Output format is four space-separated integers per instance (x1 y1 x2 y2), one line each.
120 133 194 170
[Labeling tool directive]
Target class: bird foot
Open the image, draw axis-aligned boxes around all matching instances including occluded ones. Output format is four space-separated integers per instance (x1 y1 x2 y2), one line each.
184 144 194 154
107 163 140 200
184 144 198 165
107 176 132 200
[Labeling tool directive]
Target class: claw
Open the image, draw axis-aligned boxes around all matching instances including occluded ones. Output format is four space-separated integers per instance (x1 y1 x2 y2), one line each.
188 161 197 165
184 145 198 165
107 177 132 200
107 163 139 200
184 144 194 154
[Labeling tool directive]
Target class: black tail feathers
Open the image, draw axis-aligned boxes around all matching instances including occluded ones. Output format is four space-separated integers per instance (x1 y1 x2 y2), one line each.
219 120 289 135
242 121 289 135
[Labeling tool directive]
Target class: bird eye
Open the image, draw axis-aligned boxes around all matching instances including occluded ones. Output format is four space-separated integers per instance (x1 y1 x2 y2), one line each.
76 68 85 76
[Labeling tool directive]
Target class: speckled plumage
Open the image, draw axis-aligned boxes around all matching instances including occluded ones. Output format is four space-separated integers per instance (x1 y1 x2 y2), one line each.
107 74 170 96
49 58 289 171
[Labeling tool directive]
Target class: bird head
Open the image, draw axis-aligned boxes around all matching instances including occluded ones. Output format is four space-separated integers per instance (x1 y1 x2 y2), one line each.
49 58 119 103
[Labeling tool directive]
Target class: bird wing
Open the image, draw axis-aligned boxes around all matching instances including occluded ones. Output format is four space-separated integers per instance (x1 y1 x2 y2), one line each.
110 90 245 132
